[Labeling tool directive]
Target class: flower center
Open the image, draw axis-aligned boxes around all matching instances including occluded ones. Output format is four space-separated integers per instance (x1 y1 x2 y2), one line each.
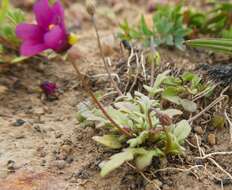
48 24 56 30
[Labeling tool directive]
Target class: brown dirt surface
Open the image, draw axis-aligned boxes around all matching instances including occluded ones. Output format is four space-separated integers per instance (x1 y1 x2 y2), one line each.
0 1 232 190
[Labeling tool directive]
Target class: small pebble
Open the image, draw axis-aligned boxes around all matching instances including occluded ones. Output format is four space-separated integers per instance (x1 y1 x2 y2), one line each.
61 145 73 155
208 134 216 146
194 126 204 135
0 85 8 94
15 132 25 139
12 119 25 127
66 157 74 164
145 179 162 190
55 132 63 138
57 153 68 160
189 135 202 146
52 160 66 170
7 160 16 172
41 160 46 166
33 107 45 115
33 125 42 133
39 151 47 158
85 127 95 138
162 184 170 190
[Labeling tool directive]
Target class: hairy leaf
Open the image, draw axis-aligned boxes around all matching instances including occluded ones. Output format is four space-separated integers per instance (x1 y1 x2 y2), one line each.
160 109 183 118
179 99 197 113
135 149 163 170
93 135 122 149
100 149 135 177
127 131 149 147
173 120 191 143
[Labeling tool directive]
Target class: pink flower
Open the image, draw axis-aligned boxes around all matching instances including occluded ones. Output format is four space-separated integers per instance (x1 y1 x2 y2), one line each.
40 81 58 96
16 0 69 56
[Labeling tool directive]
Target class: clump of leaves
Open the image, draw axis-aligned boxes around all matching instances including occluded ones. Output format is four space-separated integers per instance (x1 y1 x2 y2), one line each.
0 0 25 44
172 3 232 38
144 70 214 113
204 3 232 35
118 3 190 49
78 91 191 176
183 8 206 38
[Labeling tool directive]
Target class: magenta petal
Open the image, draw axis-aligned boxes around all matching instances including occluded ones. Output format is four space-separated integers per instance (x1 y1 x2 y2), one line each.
52 1 64 20
16 23 44 41
52 0 66 32
44 26 66 50
33 0 53 29
20 41 47 56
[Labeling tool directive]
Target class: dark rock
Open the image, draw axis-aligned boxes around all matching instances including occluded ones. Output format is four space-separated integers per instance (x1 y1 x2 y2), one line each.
12 119 25 127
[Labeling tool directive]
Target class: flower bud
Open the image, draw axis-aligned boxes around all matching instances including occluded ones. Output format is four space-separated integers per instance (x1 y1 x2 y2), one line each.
86 0 96 16
156 112 173 126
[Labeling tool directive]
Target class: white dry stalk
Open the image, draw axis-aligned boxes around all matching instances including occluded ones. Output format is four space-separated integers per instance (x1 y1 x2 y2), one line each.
195 134 205 158
196 151 232 160
204 165 224 190
154 165 204 174
127 48 134 74
188 95 226 123
140 52 147 81
208 157 232 182
195 135 232 184
124 48 135 94
107 58 123 95
193 83 217 101
90 15 122 96
101 91 118 99
224 110 232 143
91 73 121 83
128 53 140 93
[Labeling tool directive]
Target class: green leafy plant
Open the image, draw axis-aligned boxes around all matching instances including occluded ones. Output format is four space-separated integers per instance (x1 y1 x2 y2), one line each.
144 70 213 112
183 8 206 38
118 3 190 49
0 0 25 44
77 69 214 177
78 90 192 176
204 3 232 34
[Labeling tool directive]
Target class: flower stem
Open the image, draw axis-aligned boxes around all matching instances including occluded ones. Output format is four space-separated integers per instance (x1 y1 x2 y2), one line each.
91 16 123 96
147 109 153 129
69 60 132 137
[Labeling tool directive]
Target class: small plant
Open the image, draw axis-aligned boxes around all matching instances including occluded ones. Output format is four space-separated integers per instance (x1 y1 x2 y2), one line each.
144 70 213 112
0 0 25 47
77 69 214 176
78 91 191 176
183 8 206 38
118 3 190 49
204 3 232 34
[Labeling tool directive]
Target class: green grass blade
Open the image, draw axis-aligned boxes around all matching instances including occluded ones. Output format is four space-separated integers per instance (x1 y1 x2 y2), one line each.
186 38 232 54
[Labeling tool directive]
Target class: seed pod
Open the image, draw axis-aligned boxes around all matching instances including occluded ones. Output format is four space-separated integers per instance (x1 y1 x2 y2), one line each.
86 0 96 16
